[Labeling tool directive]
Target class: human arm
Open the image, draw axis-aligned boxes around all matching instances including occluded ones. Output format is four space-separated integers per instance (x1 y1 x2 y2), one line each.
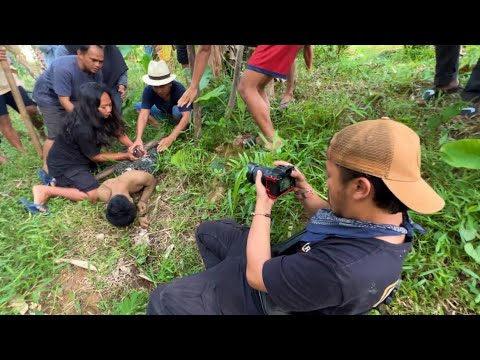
137 173 157 215
177 45 212 107
246 170 275 292
117 70 128 101
303 45 313 70
157 110 191 152
53 63 76 111
273 161 329 218
117 132 134 148
58 96 75 112
90 151 136 162
128 88 153 154
73 126 136 163
128 108 150 154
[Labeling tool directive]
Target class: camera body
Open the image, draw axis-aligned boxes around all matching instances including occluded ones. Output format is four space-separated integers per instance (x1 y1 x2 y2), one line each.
246 163 296 199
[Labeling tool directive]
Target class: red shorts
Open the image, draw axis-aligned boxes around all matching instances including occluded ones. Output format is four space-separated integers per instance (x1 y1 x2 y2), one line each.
246 45 302 79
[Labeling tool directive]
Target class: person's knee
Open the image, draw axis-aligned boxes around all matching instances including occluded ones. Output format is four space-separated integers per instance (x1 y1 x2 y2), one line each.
238 78 248 98
172 106 182 121
196 220 220 238
0 114 12 128
146 285 168 315
134 102 142 112
196 219 238 242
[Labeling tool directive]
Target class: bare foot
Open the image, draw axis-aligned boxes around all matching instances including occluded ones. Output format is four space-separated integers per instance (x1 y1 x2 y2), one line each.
437 78 460 91
256 136 283 151
280 94 294 107
32 185 50 211
0 155 6 164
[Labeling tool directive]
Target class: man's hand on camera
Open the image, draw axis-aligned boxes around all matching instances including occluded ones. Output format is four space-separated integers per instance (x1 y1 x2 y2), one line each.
255 170 275 210
273 161 310 191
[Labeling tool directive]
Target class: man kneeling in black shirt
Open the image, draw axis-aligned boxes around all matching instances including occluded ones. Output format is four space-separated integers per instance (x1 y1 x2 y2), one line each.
147 118 445 315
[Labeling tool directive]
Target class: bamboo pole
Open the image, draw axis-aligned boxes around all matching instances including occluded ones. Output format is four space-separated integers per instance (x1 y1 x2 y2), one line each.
0 48 43 157
187 45 202 142
225 45 245 119
3 45 41 79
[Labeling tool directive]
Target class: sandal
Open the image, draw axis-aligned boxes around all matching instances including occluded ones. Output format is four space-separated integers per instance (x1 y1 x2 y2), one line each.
19 197 50 215
423 86 462 101
460 105 478 118
37 168 56 186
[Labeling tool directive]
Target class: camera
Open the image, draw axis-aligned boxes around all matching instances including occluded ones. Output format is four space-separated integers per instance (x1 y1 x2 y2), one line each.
246 163 296 199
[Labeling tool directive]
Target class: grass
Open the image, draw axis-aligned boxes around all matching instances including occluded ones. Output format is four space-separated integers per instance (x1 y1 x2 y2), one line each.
1 45 479 314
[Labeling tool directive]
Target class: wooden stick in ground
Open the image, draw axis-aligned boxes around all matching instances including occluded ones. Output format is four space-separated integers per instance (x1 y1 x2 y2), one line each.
187 45 202 142
3 45 41 79
94 140 160 180
0 51 43 157
225 45 245 120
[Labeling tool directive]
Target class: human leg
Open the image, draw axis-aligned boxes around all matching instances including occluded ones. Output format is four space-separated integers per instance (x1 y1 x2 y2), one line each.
280 60 296 107
39 105 66 171
195 219 249 269
434 45 461 89
238 69 276 142
462 57 480 103
0 113 24 151
134 102 161 128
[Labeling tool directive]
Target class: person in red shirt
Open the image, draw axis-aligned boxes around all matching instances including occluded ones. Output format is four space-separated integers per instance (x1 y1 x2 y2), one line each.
238 45 313 149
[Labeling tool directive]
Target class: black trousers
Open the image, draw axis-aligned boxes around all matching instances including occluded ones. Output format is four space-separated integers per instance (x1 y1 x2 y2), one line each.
175 45 188 65
434 45 480 102
147 219 264 315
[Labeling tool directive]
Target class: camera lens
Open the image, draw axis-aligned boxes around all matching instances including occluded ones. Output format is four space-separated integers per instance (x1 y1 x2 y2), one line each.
246 163 259 183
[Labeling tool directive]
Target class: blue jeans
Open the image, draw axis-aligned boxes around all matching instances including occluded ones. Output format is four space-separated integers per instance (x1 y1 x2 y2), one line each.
134 102 182 125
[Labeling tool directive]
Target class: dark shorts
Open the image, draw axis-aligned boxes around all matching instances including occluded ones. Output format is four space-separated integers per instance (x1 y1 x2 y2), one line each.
54 167 99 193
0 86 36 116
38 105 67 139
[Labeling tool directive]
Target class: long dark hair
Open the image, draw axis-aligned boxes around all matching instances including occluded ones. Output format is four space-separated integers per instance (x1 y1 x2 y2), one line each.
63 82 125 146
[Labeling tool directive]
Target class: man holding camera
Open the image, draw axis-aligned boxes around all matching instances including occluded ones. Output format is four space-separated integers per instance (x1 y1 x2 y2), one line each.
147 118 445 315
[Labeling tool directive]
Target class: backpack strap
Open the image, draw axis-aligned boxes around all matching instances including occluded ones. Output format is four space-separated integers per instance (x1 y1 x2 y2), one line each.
271 230 306 256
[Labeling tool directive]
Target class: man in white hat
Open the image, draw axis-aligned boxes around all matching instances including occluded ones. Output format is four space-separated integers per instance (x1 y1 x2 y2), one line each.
130 60 192 154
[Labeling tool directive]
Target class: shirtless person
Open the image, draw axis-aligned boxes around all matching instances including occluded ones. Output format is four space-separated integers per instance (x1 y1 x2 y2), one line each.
25 170 156 228
97 170 157 228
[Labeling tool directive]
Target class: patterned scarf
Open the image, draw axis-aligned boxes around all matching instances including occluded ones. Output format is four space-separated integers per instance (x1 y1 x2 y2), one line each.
302 208 426 242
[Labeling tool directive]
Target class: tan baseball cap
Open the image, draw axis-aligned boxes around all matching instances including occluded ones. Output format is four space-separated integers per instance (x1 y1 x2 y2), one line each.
327 118 445 214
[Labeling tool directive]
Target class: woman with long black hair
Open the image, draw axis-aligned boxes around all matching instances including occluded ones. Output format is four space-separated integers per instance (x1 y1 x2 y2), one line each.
21 82 136 214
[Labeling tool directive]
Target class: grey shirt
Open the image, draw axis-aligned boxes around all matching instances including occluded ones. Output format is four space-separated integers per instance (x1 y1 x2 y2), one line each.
33 55 103 107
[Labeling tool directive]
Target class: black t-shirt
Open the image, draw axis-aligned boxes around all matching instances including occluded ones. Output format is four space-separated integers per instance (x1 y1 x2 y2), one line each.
262 235 413 315
47 123 101 177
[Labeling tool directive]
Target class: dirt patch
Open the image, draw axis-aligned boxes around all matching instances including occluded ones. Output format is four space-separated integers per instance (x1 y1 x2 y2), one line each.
43 267 101 315
104 257 153 291
215 134 255 158
207 180 225 203
448 115 480 140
